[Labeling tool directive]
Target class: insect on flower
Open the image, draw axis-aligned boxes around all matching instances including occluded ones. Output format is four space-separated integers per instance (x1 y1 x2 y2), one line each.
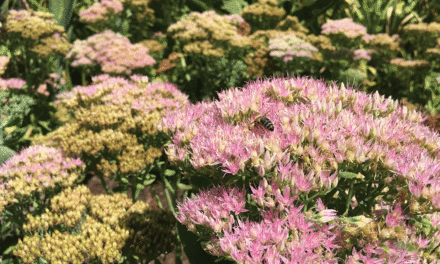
248 114 274 131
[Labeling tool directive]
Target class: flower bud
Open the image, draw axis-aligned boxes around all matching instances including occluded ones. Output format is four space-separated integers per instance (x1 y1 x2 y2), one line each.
336 101 342 114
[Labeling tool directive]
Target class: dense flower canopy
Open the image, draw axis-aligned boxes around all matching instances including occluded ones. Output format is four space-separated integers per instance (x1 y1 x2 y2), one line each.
159 75 440 263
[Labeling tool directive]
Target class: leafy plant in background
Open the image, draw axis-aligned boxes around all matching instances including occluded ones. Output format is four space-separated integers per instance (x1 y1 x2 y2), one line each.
362 33 401 66
0 113 15 165
402 22 440 58
160 75 440 263
240 0 285 32
385 58 431 103
0 9 71 152
268 33 321 77
366 22 440 114
424 76 440 116
167 10 252 101
139 31 168 64
243 16 327 79
78 0 126 33
344 0 419 35
320 18 369 85
0 89 36 152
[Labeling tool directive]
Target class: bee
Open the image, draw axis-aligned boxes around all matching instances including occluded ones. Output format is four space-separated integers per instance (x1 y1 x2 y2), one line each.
249 115 274 131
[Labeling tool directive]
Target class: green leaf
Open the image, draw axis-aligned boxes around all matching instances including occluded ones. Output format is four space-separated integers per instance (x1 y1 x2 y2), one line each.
177 222 234 264
3 245 16 255
225 177 239 185
136 183 145 191
38 120 51 131
155 161 165 169
0 145 15 165
177 183 192 190
48 0 75 28
0 258 15 264
143 178 155 186
221 0 248 14
338 171 358 179
1 220 11 234
120 177 129 184
164 169 176 177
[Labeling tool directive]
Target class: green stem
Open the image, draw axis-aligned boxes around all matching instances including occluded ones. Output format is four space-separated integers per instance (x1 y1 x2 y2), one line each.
164 186 176 216
174 228 183 264
162 176 176 195
151 185 164 210
131 175 137 203
81 71 86 86
343 180 355 217
96 171 110 194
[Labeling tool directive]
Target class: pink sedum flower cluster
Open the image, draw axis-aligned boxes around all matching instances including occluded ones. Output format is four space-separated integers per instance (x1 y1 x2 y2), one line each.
0 145 85 213
353 49 371 61
0 78 26 90
321 18 368 39
269 34 319 61
177 185 341 263
66 30 155 75
160 76 440 263
79 0 123 24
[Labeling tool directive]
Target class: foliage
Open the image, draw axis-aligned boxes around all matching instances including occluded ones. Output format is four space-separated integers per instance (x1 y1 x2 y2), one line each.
344 0 419 35
166 10 252 101
0 10 70 152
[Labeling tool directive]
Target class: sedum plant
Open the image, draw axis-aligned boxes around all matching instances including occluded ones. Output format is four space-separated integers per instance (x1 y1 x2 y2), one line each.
13 185 176 263
362 33 401 65
240 0 286 32
31 74 188 200
268 33 321 76
167 10 251 101
77 0 155 42
0 144 85 256
159 76 440 263
320 18 370 87
1 10 72 152
79 0 125 26
66 30 156 78
402 22 440 56
242 16 333 80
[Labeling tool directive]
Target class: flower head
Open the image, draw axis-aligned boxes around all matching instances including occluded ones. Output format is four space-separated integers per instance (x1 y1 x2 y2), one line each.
163 75 440 262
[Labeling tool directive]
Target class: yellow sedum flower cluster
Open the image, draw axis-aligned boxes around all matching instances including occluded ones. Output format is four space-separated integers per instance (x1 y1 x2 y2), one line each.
14 185 176 263
167 10 252 57
5 10 71 58
0 145 85 214
31 74 188 178
241 0 286 31
402 22 440 49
